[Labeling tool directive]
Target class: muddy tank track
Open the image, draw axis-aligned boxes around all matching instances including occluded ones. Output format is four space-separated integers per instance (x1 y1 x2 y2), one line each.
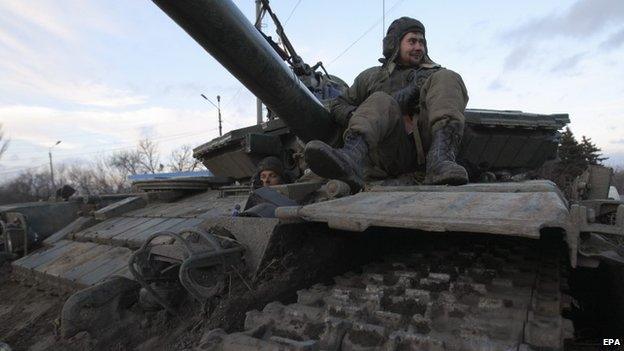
213 237 573 350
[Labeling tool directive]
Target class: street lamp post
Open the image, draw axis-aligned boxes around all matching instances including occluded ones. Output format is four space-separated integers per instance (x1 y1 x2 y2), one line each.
49 140 61 190
217 95 222 137
201 94 223 137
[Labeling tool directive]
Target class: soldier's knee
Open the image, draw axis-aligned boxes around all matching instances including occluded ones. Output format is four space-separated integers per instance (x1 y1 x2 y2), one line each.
430 69 462 85
361 91 401 116
368 91 394 102
427 69 468 101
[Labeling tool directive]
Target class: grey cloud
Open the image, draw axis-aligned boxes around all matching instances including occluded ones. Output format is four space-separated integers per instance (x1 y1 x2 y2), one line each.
487 79 508 91
503 44 534 70
501 0 623 70
550 52 586 73
599 27 624 50
612 138 624 144
504 0 624 41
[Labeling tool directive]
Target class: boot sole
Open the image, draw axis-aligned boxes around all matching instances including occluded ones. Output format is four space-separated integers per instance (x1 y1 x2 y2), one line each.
424 169 468 186
426 174 468 186
305 141 364 191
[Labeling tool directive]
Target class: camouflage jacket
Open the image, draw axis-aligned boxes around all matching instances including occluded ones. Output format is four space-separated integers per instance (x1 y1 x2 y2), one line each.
329 61 441 126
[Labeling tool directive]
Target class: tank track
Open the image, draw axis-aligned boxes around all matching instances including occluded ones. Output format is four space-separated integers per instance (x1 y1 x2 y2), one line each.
213 238 573 350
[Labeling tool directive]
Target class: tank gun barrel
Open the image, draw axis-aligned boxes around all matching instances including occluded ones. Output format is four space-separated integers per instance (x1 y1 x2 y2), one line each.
152 0 338 144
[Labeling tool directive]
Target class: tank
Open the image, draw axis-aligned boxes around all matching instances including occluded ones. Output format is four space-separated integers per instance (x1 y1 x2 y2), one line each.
0 194 139 258
3 1 624 350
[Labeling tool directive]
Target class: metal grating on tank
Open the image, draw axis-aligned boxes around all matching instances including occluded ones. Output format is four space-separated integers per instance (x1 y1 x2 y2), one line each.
12 240 133 292
71 191 247 248
11 188 248 292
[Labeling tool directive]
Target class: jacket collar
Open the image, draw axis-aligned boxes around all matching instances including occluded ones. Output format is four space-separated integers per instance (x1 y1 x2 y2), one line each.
386 57 440 74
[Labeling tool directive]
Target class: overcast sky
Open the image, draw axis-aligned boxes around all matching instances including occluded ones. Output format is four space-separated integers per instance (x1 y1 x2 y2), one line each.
1 0 623 179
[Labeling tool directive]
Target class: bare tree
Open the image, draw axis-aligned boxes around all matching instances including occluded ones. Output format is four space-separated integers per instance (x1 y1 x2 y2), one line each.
169 145 201 172
0 156 133 205
93 156 131 193
0 124 9 160
0 172 39 204
137 138 163 174
110 150 143 175
0 137 167 204
66 157 131 195
0 167 55 203
66 164 95 195
110 138 164 175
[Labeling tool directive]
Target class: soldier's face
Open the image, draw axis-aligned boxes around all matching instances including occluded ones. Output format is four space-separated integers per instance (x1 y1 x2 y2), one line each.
260 170 282 186
398 32 426 67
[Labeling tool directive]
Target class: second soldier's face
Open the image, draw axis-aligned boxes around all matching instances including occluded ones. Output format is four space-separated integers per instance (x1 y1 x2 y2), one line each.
260 170 282 186
398 32 425 67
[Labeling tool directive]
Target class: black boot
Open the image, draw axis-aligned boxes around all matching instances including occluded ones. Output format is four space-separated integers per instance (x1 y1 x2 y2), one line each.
424 122 468 185
304 132 367 192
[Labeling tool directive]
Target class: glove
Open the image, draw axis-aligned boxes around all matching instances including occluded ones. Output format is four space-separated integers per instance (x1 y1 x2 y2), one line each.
392 77 419 115
251 173 263 189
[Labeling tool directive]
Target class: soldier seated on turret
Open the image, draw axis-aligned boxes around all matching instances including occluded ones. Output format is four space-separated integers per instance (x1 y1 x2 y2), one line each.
253 156 291 188
303 17 469 192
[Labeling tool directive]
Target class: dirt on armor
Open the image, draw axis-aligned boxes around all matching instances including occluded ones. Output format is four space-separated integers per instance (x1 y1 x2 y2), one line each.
207 234 575 350
0 225 375 350
0 263 67 351
3 230 621 350
0 259 290 350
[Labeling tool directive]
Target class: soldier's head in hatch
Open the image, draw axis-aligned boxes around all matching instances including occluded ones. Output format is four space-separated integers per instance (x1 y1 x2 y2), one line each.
256 156 285 187
382 17 429 67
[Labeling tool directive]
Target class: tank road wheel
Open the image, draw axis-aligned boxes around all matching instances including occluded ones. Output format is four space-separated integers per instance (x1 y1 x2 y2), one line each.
204 238 573 350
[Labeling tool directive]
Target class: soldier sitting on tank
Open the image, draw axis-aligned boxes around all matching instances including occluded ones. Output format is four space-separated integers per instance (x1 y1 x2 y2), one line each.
253 156 291 188
304 17 469 191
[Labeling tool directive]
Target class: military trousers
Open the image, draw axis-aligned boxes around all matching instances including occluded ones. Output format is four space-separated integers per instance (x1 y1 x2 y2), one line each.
347 69 468 177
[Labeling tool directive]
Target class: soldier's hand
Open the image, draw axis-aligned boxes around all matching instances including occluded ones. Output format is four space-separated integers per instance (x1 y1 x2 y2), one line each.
392 79 419 115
